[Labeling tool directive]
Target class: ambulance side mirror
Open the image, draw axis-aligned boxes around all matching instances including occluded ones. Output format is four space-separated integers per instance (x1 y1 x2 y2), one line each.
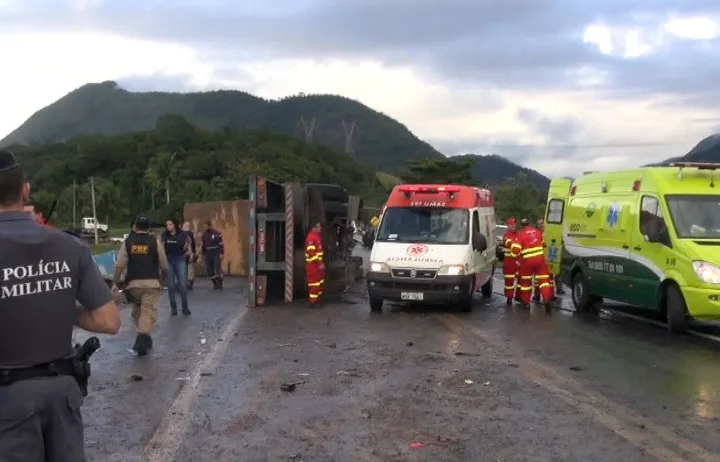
473 232 487 252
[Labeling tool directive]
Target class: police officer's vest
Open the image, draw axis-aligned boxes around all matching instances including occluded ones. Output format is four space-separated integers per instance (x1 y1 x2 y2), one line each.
125 233 160 282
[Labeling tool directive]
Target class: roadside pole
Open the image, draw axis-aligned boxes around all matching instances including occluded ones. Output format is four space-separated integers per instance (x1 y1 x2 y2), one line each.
90 176 98 245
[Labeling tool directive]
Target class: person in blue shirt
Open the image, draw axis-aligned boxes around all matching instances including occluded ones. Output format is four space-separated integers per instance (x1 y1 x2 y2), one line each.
161 219 191 315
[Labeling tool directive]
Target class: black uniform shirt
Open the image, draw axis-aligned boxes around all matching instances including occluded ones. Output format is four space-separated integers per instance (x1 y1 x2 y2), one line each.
0 212 112 367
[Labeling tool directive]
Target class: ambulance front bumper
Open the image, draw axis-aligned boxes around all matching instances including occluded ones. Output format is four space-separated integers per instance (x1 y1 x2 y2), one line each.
366 272 473 303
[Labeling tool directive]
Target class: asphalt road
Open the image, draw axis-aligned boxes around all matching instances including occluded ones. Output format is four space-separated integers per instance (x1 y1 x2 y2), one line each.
78 250 720 462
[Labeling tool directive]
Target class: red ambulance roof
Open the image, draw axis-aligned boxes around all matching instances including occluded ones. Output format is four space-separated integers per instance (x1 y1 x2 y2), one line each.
385 184 493 209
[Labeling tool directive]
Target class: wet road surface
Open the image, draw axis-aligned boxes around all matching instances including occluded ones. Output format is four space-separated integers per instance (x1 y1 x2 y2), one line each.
79 255 720 462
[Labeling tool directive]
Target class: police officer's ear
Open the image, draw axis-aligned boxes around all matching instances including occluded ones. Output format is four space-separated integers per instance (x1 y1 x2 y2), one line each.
21 180 30 203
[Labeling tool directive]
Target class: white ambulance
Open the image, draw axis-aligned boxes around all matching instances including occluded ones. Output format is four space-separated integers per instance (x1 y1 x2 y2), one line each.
366 184 498 312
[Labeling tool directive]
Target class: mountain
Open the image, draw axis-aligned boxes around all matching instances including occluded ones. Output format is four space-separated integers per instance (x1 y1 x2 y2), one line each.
456 154 550 191
0 81 443 172
650 134 720 166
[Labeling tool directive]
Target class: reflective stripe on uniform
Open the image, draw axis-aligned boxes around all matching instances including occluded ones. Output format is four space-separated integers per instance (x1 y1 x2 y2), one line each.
307 279 325 287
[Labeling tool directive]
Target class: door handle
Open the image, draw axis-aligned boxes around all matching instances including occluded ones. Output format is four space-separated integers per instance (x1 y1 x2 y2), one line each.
633 246 642 251
622 244 629 249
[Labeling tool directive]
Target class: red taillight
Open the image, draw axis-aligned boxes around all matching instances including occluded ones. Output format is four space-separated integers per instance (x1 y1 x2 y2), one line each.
632 180 641 191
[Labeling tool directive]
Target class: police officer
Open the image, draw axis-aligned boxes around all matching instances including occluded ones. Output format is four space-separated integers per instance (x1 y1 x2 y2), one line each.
0 150 121 461
113 214 169 356
200 220 224 289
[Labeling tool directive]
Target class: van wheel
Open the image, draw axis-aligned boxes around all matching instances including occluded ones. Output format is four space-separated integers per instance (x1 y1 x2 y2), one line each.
665 284 689 333
370 297 383 312
481 277 493 298
459 280 475 312
571 271 593 312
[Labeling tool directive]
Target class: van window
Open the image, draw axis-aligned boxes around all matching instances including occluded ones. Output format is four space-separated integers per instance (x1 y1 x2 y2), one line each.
546 199 564 224
666 194 720 239
376 207 470 245
472 210 480 236
640 196 667 236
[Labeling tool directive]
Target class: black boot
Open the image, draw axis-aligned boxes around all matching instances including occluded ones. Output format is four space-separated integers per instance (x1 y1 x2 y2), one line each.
506 298 512 307
182 302 191 315
556 285 565 295
532 294 540 302
187 280 194 291
217 278 223 290
133 333 152 356
170 302 178 316
544 302 553 313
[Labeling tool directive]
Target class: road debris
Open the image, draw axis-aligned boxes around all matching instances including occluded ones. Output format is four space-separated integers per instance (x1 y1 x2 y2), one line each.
130 374 143 381
280 381 305 392
569 366 583 371
464 379 474 384
409 441 424 449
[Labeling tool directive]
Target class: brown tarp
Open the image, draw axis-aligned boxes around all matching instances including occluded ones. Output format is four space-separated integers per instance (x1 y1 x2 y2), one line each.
183 200 250 277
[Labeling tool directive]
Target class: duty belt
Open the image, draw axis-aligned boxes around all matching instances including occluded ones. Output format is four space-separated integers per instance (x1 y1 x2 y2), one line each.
0 359 74 387
204 245 219 251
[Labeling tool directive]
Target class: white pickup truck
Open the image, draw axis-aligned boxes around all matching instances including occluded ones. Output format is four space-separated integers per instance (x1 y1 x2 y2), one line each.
81 217 108 233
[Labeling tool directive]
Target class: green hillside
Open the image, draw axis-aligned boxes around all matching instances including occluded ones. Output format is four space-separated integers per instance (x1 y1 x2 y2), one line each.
1 81 444 172
8 115 386 225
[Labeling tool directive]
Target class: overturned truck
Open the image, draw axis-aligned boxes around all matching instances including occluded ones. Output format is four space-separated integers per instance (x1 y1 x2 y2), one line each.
247 176 365 307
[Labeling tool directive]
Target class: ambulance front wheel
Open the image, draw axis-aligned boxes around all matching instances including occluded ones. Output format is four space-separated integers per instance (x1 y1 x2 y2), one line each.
370 297 383 312
665 284 688 333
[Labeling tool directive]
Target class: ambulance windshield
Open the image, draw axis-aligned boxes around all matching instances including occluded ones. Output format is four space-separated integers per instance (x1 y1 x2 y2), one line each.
375 207 469 245
666 195 720 239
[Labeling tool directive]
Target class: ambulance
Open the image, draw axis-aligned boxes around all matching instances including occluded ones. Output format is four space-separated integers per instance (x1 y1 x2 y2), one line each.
366 184 498 312
543 162 720 333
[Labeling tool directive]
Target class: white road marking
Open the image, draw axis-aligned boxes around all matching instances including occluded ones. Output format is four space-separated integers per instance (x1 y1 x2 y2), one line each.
142 308 247 462
491 275 720 344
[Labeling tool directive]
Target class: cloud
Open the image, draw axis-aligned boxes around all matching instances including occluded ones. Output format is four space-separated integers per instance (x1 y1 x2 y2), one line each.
2 0 720 177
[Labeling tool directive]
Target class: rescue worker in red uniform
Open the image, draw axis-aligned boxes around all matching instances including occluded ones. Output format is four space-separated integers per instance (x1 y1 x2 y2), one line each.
532 217 554 301
501 218 519 306
304 221 326 306
510 219 554 311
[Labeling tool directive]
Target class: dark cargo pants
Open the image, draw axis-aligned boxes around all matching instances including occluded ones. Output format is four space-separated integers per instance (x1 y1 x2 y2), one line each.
204 251 222 280
0 376 84 462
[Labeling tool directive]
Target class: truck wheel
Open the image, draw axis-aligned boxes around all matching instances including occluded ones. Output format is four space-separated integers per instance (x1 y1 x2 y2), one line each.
481 276 493 298
370 297 383 312
665 284 689 333
571 271 593 312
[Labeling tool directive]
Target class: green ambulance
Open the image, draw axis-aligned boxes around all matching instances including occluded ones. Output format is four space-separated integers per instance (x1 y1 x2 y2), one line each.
543 162 720 333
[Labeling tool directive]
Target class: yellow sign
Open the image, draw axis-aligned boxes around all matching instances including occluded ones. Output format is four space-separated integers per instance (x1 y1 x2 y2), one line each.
370 216 379 227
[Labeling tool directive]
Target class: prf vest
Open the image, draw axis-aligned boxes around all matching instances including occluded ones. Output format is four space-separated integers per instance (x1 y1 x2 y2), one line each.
125 233 160 282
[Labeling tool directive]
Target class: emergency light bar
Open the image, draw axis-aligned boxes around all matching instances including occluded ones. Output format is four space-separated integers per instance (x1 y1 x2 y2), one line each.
670 162 719 187
670 162 720 170
397 185 462 193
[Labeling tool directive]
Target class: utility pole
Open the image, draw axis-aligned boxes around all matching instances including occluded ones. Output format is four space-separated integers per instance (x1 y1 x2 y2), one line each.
72 179 77 229
342 120 357 156
298 116 316 142
90 177 98 245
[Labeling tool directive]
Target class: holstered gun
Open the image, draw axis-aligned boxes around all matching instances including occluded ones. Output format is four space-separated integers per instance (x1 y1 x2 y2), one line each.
72 337 101 397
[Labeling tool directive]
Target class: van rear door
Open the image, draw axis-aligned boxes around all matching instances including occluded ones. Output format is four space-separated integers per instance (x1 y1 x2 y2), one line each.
543 178 572 279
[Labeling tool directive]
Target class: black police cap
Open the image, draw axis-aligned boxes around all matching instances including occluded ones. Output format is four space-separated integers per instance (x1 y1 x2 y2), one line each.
0 150 19 172
134 213 150 229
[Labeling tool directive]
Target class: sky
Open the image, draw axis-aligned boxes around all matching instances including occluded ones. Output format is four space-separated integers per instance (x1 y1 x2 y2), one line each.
2 0 720 178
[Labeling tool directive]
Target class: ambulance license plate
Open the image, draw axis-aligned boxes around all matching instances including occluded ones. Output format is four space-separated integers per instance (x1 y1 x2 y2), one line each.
401 292 424 301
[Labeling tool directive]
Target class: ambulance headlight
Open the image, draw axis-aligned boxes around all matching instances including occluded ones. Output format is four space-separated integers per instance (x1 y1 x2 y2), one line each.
369 262 390 273
438 265 465 276
692 261 720 284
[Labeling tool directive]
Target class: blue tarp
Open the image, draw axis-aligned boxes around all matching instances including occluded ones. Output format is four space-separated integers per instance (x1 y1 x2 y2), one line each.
93 249 118 281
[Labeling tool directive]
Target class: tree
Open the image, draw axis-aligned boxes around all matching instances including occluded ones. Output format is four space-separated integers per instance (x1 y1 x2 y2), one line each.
402 158 476 185
492 173 545 222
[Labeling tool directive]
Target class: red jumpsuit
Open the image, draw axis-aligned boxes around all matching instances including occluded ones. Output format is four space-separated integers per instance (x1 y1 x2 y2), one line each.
511 226 553 304
304 229 325 304
532 224 555 299
501 228 519 301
